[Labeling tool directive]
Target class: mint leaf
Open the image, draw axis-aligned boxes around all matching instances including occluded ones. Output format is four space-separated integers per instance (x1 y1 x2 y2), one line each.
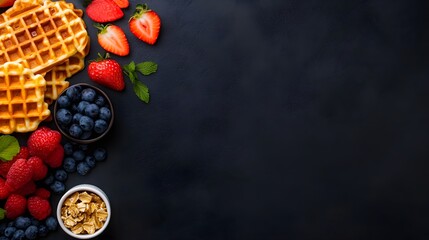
0 135 19 161
0 208 4 220
132 81 150 103
128 61 136 72
136 61 158 75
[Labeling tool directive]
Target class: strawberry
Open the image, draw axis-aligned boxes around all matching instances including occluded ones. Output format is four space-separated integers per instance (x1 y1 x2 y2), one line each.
13 180 36 196
95 24 129 56
112 0 128 8
27 156 48 180
0 0 16 8
86 0 124 23
28 127 61 159
88 53 125 91
27 196 51 220
6 159 33 191
5 194 27 219
129 4 161 45
44 144 64 168
0 146 28 178
0 177 11 199
35 188 51 199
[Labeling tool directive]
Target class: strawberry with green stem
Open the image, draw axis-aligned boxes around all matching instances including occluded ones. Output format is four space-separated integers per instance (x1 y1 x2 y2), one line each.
129 4 161 45
88 53 125 91
95 23 130 57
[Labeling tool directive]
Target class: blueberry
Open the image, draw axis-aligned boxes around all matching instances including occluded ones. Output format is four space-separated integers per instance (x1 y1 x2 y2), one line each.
38 225 48 237
77 162 90 175
54 169 68 182
0 236 9 240
85 155 96 168
56 108 72 126
69 124 83 138
72 149 85 161
4 227 16 237
7 221 15 227
94 119 108 134
63 142 74 155
15 217 31 229
72 113 83 124
95 95 106 106
79 116 94 131
80 131 93 140
30 218 40 227
81 88 96 102
66 86 81 102
79 144 89 151
12 229 24 240
99 107 111 121
63 157 76 173
77 101 90 113
24 226 38 240
93 147 107 161
0 222 7 233
45 217 58 231
57 95 71 108
50 181 65 194
71 103 79 113
84 103 99 118
43 174 54 185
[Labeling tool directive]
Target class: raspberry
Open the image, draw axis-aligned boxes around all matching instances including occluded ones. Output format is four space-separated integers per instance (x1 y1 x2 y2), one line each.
12 180 36 196
0 177 11 199
14 146 29 160
27 127 61 159
44 144 64 168
4 194 27 219
34 188 50 199
27 156 48 181
27 196 52 220
6 159 33 191
0 146 30 178
0 159 16 178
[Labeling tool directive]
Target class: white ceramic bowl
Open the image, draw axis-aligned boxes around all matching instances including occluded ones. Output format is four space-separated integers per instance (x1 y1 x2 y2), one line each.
57 184 111 239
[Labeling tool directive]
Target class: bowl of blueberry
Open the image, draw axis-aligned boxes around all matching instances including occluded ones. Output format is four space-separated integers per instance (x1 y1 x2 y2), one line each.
54 83 114 144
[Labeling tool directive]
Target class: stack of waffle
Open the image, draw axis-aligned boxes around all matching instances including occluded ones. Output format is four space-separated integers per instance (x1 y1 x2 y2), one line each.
0 0 90 134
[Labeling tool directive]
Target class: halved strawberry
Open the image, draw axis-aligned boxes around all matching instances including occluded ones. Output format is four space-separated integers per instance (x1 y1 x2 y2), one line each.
129 4 161 45
112 0 128 8
86 0 124 23
95 24 130 57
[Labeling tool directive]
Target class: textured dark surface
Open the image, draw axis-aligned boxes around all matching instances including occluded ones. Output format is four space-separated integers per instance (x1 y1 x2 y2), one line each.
6 0 429 239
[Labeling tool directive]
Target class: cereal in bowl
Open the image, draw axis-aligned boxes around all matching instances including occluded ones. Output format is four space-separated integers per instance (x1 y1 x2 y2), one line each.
60 191 108 235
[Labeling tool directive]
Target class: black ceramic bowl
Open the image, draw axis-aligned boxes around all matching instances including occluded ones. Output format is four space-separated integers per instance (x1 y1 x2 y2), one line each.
53 83 114 144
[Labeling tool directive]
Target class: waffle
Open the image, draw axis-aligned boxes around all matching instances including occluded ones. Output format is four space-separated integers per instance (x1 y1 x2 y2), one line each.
0 0 89 75
44 38 90 103
0 62 50 134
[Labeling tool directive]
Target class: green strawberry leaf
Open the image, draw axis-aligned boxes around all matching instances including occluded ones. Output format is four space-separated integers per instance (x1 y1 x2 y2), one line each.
132 81 150 103
136 61 158 76
0 208 4 220
0 135 19 162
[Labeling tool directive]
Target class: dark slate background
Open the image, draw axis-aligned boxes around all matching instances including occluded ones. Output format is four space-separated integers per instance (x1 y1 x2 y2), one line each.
5 0 429 239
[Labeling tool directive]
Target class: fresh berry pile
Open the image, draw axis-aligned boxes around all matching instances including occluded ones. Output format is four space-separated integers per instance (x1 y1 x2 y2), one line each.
55 84 112 140
0 127 108 239
43 142 107 189
0 215 57 239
